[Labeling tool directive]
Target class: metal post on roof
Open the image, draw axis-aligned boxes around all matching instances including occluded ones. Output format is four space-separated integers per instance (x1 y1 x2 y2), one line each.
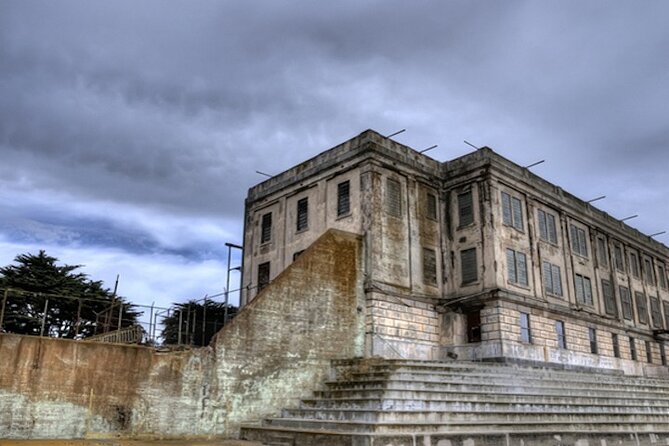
386 129 406 138
621 215 638 222
650 231 667 238
587 196 606 204
419 145 438 154
525 160 545 169
463 140 479 149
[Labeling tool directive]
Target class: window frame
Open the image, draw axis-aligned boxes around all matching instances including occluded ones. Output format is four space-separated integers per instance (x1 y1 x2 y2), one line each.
612 333 620 358
386 177 402 218
506 248 529 287
570 224 589 258
542 261 563 297
260 212 272 244
629 251 641 278
296 197 309 232
650 296 663 329
457 190 474 227
588 327 598 354
574 274 594 306
635 291 649 325
537 209 558 245
555 320 567 349
257 261 270 292
601 279 617 317
501 191 524 232
422 247 438 286
620 286 633 321
630 336 637 361
460 248 478 285
614 243 625 272
597 237 609 268
336 180 351 217
426 191 438 221
520 312 532 344
646 340 653 364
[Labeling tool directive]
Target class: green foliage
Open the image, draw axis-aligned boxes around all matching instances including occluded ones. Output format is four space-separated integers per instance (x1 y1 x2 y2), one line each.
0 250 140 338
161 299 237 346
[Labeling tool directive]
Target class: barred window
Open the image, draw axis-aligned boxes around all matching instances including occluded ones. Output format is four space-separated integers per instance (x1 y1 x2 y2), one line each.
506 249 528 286
589 328 598 354
520 312 532 344
296 197 309 232
601 279 617 317
386 178 402 217
337 181 351 217
422 248 437 286
501 191 523 231
630 337 637 361
650 296 663 329
542 261 563 296
461 248 478 285
620 286 633 321
458 190 473 227
426 192 438 220
556 320 567 349
570 224 588 257
574 274 593 306
261 212 272 244
537 209 558 244
635 292 648 325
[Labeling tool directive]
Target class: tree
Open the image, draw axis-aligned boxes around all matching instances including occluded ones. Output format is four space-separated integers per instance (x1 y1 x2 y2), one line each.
0 250 140 338
161 299 237 346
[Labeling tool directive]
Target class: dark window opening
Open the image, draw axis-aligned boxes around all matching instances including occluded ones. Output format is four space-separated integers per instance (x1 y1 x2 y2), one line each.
646 340 653 363
337 181 350 217
612 333 620 358
556 320 566 349
458 190 473 227
461 248 478 285
386 178 402 217
466 310 481 343
620 286 633 321
422 248 437 286
661 344 667 366
427 192 438 220
260 213 272 244
630 337 637 361
635 292 649 325
296 197 309 232
257 262 270 292
602 279 617 317
588 328 598 354
293 250 305 262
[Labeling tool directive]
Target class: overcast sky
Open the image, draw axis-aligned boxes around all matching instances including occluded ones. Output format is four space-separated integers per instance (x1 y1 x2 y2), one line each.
1 1 668 319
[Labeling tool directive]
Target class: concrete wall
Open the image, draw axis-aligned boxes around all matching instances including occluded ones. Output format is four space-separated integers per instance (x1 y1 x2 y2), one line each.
0 229 365 439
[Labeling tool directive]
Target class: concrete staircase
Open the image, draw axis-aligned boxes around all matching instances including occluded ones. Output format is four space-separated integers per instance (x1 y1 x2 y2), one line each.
239 359 669 446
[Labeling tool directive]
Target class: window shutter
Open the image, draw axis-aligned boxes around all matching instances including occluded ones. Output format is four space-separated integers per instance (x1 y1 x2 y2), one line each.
570 226 579 253
501 192 512 225
386 178 402 217
538 210 547 241
602 279 617 316
575 275 584 303
506 249 517 283
547 214 558 244
261 213 272 244
584 277 593 305
552 265 562 296
578 229 588 257
297 197 309 231
461 248 478 284
422 248 437 285
458 191 473 226
512 197 523 230
517 252 528 286
337 181 350 216
542 261 552 293
620 287 633 320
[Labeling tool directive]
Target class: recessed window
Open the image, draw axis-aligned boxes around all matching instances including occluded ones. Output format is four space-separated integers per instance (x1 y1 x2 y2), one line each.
422 247 437 286
542 261 563 296
630 251 641 278
658 263 668 290
461 248 478 285
337 180 351 217
614 244 625 272
260 212 272 244
293 250 305 261
588 328 598 354
635 292 649 325
620 286 633 321
650 296 663 329
506 248 528 286
556 320 567 349
386 178 402 218
296 197 309 232
574 274 593 306
458 190 474 227
612 333 620 358
601 279 617 317
257 262 270 292
501 191 523 231
643 258 656 285
630 337 637 361
661 344 667 366
570 224 588 258
537 209 558 244
466 311 481 343
646 340 653 363
520 312 532 344
426 192 438 220
597 237 608 268
663 301 669 328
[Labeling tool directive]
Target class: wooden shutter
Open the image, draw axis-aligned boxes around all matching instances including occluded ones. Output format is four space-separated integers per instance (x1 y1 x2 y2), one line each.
461 248 478 284
620 286 633 320
511 197 523 230
517 252 528 286
552 265 563 296
547 214 558 244
296 197 308 231
506 249 516 283
458 191 473 226
538 210 548 241
337 181 350 216
386 178 402 217
501 192 512 225
542 261 553 293
422 248 437 286
602 279 617 316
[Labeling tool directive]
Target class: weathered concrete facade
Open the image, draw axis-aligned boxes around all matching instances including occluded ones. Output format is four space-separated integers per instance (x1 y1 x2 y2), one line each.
0 230 364 439
241 129 669 375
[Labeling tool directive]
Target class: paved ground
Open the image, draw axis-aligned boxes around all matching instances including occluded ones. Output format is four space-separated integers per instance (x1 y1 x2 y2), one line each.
0 440 262 446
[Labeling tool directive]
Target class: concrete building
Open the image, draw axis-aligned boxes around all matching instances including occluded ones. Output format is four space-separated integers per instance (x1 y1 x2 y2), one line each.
241 129 669 375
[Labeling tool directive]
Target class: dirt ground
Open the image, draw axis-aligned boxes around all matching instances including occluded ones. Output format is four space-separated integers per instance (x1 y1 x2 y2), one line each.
0 440 262 446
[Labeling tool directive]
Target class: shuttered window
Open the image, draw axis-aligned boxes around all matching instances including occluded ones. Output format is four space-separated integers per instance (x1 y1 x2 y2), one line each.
612 333 620 358
643 258 656 285
257 262 270 292
630 337 637 361
426 192 438 220
542 261 563 296
537 209 558 244
574 274 593 306
570 224 588 257
296 197 309 232
630 251 640 278
556 320 567 349
506 249 528 286
635 292 648 324
658 263 668 290
520 312 532 343
458 190 473 227
461 248 478 285
386 178 402 217
337 181 351 217
650 296 662 329
602 279 617 317
422 248 437 286
614 244 625 272
620 286 633 320
501 191 523 231
260 213 272 244
589 328 598 354
597 237 608 268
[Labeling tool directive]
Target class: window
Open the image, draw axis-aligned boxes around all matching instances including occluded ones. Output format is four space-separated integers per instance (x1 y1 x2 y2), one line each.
658 263 668 290
422 248 437 286
501 191 523 231
520 312 532 343
601 279 617 317
457 190 473 227
630 251 640 278
537 209 558 244
646 340 653 363
461 248 478 285
574 274 593 306
257 262 270 292
661 344 667 366
386 178 402 217
612 333 620 358
506 249 528 286
292 250 305 261
635 292 649 325
296 197 309 232
664 301 669 328
650 296 663 329
556 320 567 349
466 311 481 343
614 244 625 272
260 213 272 244
643 258 656 285
620 286 633 320
542 261 563 296
570 224 588 257
588 328 598 354
426 192 438 220
337 181 351 217
597 237 608 268
630 337 637 361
